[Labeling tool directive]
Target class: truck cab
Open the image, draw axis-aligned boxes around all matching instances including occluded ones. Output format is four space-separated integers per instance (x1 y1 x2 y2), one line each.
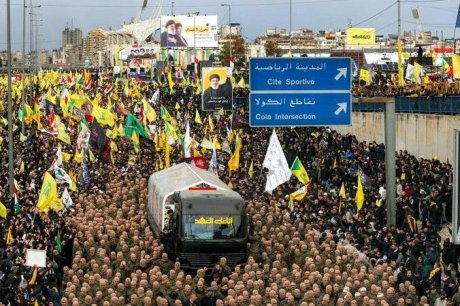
147 163 248 271
172 190 248 269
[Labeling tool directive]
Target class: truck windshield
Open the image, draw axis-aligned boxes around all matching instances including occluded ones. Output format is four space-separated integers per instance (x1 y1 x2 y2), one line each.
183 215 245 239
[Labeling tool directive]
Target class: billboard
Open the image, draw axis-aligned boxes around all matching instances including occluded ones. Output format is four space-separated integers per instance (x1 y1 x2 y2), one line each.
202 67 233 111
346 28 376 45
160 15 218 48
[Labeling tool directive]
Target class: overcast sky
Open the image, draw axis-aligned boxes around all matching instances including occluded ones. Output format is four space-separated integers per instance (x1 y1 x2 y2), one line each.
0 0 458 51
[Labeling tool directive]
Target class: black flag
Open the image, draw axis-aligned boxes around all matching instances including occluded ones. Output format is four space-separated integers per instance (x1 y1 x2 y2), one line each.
89 119 108 155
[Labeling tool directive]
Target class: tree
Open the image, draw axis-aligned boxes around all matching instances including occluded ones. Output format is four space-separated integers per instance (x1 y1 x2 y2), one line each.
219 36 247 68
264 41 281 57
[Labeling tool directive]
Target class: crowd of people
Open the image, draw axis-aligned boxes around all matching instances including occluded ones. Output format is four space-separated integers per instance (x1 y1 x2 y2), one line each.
0 69 459 306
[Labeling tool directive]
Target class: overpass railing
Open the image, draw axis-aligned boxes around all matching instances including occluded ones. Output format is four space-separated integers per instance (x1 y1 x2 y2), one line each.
353 96 460 114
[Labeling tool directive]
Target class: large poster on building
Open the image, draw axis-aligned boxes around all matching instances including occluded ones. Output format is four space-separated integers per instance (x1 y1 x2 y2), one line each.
346 28 376 45
202 67 233 111
160 15 218 48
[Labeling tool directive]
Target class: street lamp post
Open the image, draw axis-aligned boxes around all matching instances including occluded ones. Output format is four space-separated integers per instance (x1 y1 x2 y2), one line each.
221 4 232 63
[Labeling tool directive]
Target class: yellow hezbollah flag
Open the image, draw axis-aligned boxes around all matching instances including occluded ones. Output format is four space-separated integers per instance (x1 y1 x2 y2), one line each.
355 174 365 212
37 172 59 213
453 54 460 79
290 156 310 185
346 28 375 45
143 99 157 123
359 69 371 85
92 105 115 127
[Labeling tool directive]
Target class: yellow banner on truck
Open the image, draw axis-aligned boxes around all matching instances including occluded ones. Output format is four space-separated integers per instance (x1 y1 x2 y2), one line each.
346 28 376 45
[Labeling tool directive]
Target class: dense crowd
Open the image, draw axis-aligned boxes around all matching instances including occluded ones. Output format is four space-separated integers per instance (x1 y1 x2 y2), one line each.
0 69 459 306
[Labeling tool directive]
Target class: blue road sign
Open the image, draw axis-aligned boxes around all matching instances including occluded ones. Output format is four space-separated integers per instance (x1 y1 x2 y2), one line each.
250 93 351 127
249 57 352 127
250 57 352 91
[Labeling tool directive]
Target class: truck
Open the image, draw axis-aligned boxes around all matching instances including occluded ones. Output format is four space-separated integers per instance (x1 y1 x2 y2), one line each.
147 163 248 270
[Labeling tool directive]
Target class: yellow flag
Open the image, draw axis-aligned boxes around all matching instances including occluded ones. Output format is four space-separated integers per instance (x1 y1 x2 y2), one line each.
453 54 460 79
248 161 254 178
6 226 13 244
46 88 56 104
50 198 64 212
375 198 382 207
92 105 115 127
412 62 422 84
19 161 25 173
20 133 27 142
208 114 214 132
339 182 346 199
228 136 242 171
57 129 71 145
289 185 308 201
143 99 157 123
74 150 84 163
355 175 365 212
29 266 38 285
88 149 96 162
62 152 71 162
0 201 7 219
165 143 171 168
175 102 181 110
37 172 59 213
213 136 221 150
359 69 371 84
167 70 175 91
195 109 203 125
131 131 139 153
238 77 246 88
397 38 405 86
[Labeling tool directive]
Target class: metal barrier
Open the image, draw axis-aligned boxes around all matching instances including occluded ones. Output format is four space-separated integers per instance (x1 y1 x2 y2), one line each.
353 96 460 114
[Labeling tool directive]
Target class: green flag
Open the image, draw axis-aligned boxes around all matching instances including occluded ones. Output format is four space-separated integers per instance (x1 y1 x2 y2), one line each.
124 113 149 139
55 230 62 253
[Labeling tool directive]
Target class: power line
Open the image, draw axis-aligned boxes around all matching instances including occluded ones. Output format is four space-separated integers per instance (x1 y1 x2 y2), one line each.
353 2 397 27
1 0 357 8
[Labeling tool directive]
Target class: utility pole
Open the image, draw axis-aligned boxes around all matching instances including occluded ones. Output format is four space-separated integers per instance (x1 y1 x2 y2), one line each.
289 0 292 54
383 0 400 227
221 4 232 62
21 0 26 135
7 0 14 198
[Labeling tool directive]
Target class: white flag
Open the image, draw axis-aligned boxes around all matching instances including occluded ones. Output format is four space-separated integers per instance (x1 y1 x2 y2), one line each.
55 146 63 167
405 63 414 81
208 143 218 175
62 188 73 208
263 130 291 192
183 120 192 158
54 167 72 186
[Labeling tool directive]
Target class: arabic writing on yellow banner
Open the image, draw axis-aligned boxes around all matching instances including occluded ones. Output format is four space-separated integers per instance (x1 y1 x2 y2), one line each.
194 217 233 225
346 28 376 45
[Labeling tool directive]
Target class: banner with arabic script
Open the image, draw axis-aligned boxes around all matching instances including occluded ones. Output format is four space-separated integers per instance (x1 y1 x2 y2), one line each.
160 15 218 48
